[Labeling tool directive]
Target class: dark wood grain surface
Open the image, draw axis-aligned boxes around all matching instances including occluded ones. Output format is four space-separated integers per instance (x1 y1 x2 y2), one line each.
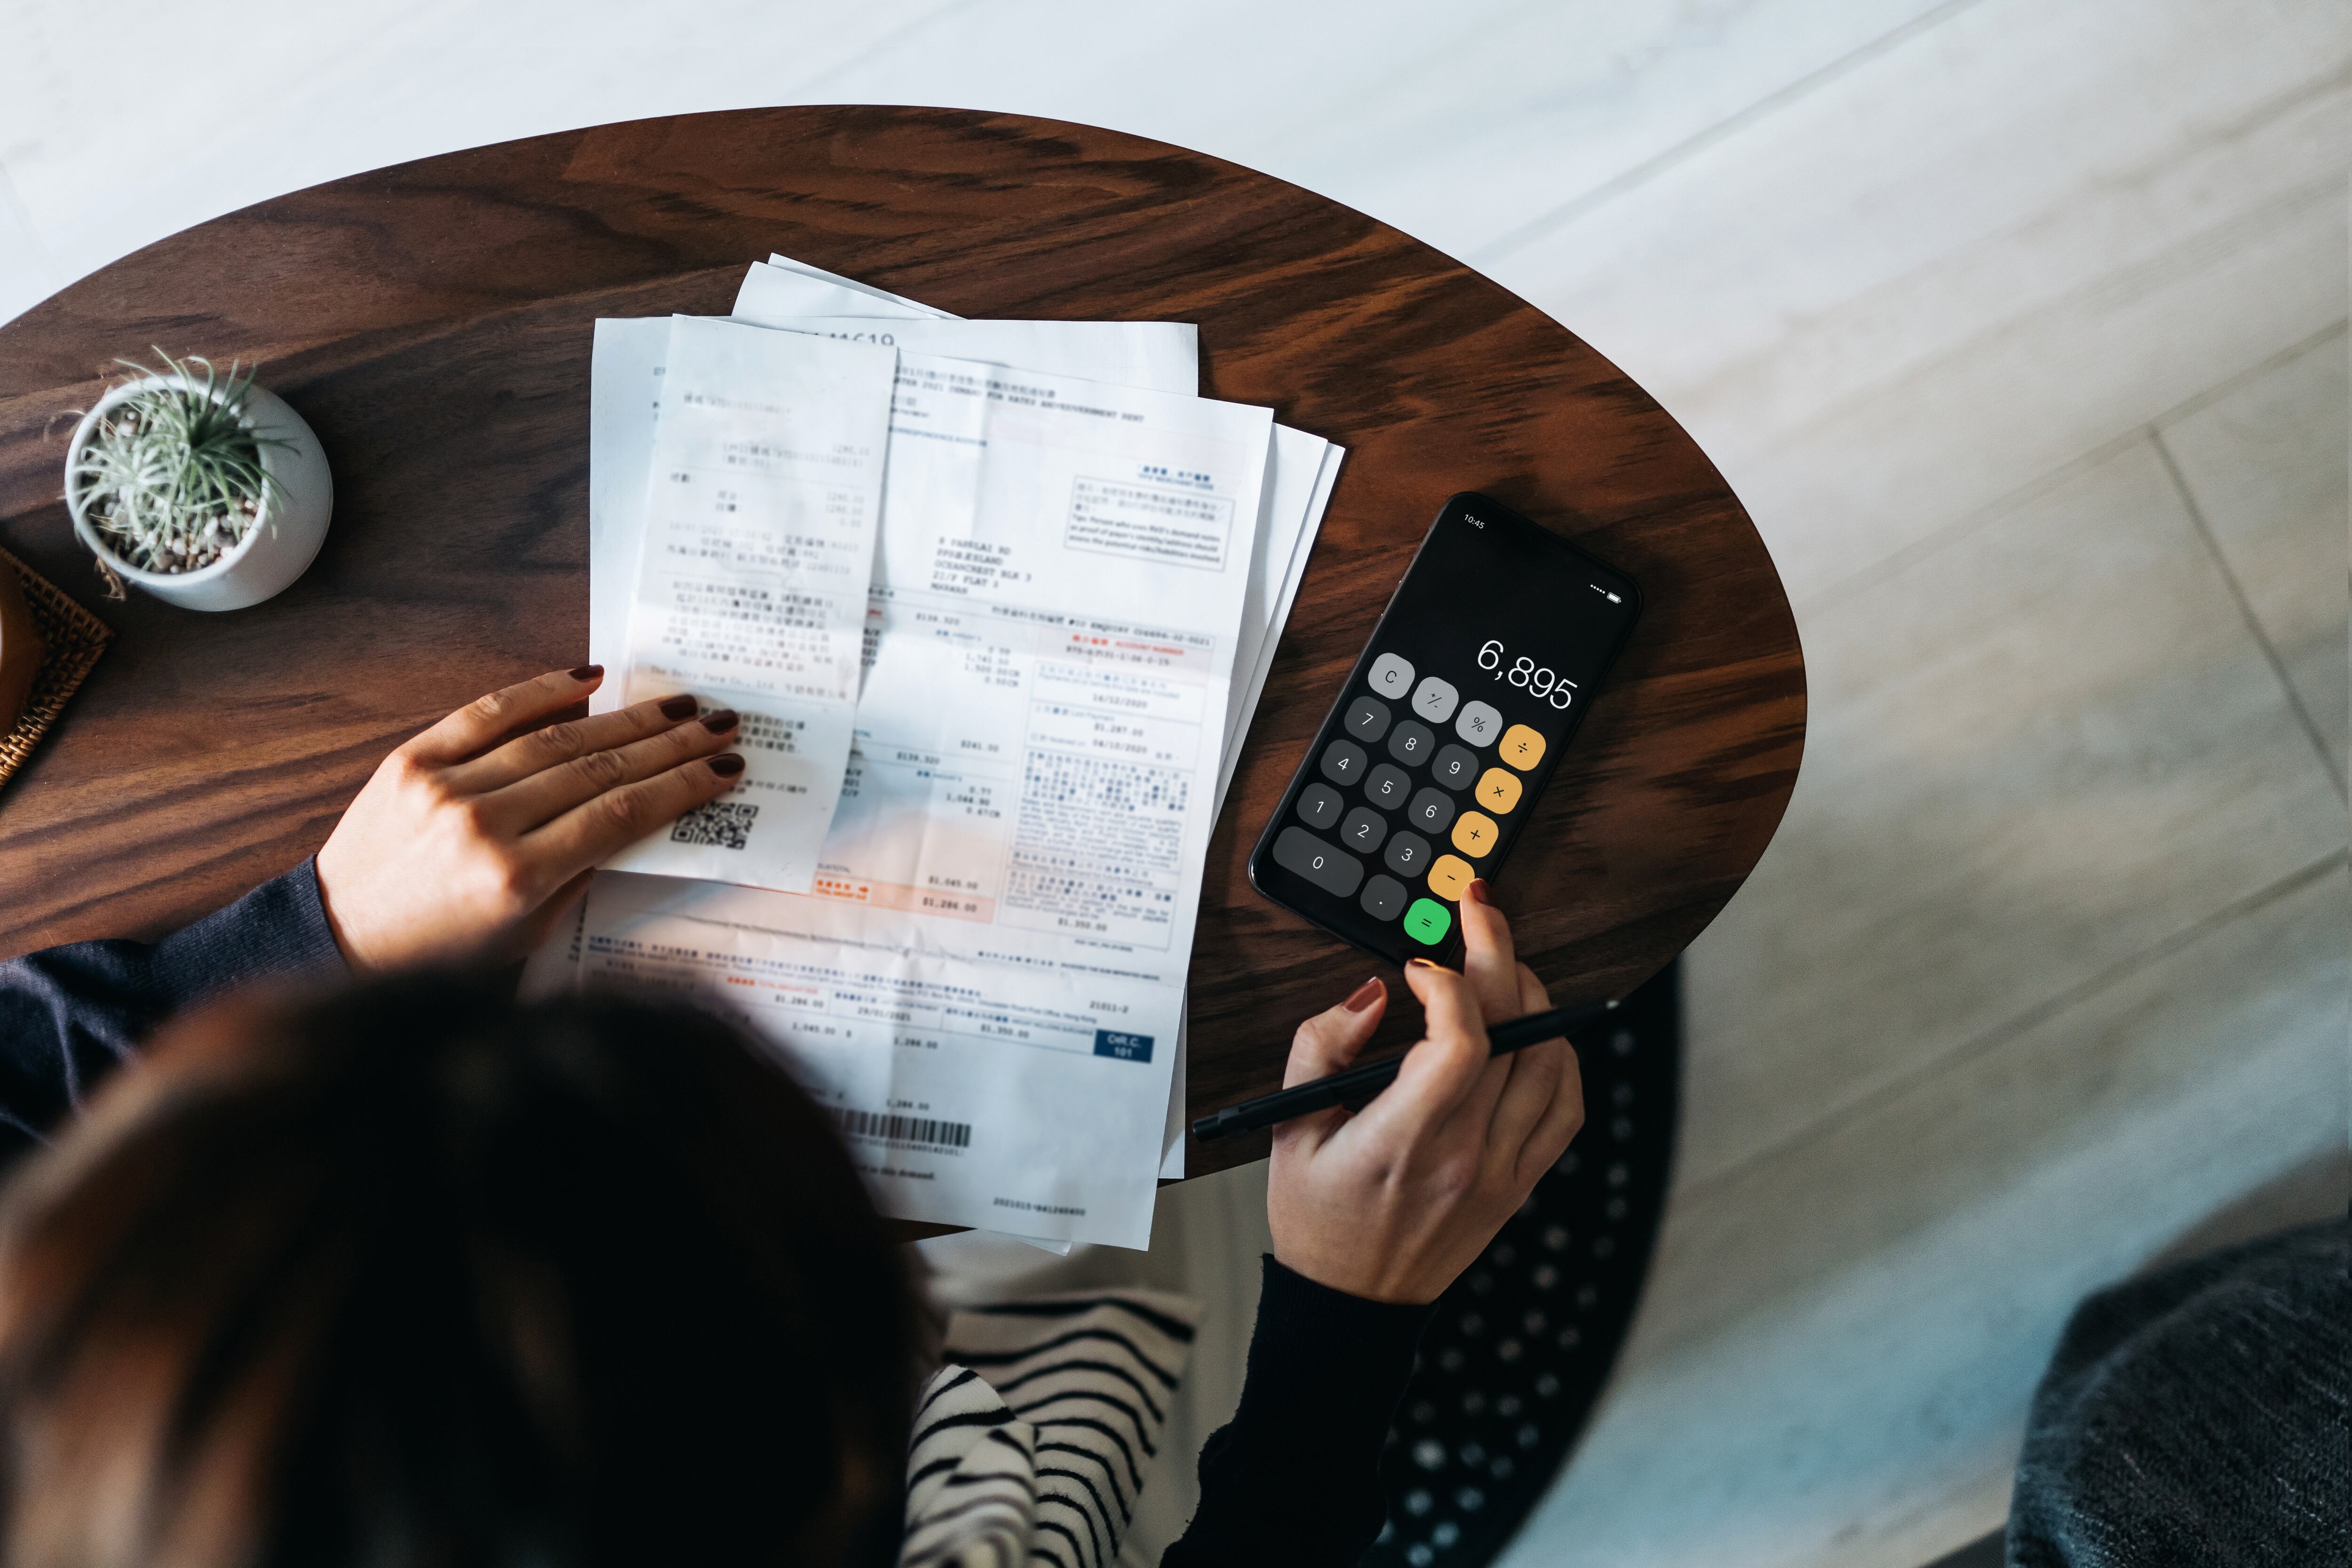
0 106 1804 1178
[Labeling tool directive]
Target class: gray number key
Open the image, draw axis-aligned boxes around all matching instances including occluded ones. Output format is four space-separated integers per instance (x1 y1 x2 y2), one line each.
1340 806 1389 855
1344 695 1391 742
1319 738 1367 786
1387 719 1436 767
1272 826 1364 897
1383 830 1432 878
1295 781 1344 830
1406 787 1456 835
1431 743 1479 790
1364 762 1412 810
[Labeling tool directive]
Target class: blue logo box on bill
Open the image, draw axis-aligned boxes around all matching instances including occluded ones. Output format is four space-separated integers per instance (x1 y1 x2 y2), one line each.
1092 1030 1154 1063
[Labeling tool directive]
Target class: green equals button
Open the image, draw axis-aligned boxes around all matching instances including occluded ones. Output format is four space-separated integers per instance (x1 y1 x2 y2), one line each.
1402 898 1452 946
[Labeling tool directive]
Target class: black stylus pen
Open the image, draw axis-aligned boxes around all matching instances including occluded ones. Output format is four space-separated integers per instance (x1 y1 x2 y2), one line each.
1191 996 1620 1142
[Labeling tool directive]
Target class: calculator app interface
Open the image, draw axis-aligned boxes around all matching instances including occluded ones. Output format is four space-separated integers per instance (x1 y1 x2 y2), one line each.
1249 494 1640 966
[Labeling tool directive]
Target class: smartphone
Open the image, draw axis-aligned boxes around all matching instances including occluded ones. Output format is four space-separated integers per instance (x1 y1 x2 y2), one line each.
1246 493 1641 967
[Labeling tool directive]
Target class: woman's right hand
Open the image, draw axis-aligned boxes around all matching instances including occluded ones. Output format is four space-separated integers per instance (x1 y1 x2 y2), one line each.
1266 883 1585 1305
313 666 742 971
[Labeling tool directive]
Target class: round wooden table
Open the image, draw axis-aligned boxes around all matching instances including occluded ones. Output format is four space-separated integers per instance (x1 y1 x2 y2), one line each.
0 107 1804 1176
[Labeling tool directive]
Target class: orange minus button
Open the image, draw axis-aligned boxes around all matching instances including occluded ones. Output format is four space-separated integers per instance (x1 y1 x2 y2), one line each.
1427 853 1475 900
1500 724 1547 771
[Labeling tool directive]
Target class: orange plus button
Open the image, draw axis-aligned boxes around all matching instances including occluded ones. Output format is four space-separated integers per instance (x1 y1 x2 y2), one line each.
1500 724 1547 771
1450 810 1499 858
1427 853 1476 900
1476 767 1523 814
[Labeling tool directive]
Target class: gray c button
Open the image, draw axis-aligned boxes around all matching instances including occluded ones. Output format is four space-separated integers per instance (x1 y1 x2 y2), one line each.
1367 652 1415 699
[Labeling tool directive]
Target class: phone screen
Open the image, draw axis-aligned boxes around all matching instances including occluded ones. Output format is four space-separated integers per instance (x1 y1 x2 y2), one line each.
1247 493 1640 966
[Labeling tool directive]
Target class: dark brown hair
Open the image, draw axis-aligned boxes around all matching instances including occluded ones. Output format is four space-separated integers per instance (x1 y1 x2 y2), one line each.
0 973 919 1568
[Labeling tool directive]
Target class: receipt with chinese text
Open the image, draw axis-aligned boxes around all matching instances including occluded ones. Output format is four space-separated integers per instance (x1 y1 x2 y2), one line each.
603 317 897 891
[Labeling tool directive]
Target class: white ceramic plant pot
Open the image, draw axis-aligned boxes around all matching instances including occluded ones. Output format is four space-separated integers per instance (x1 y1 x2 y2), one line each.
64 374 333 612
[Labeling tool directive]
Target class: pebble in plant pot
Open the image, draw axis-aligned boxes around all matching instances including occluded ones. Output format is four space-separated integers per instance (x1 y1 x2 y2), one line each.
64 351 333 613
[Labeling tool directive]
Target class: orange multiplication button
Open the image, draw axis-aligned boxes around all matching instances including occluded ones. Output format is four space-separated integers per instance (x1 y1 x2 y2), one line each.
1475 767 1522 814
1450 811 1499 858
1500 724 1547 771
1426 853 1476 900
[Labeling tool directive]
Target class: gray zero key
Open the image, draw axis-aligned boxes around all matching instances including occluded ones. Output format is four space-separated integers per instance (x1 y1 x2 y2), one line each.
1340 806 1389 855
1367 652 1415 699
1295 781 1344 830
1360 874 1408 922
1407 787 1457 835
1344 695 1391 742
1319 737 1367 785
1272 825 1365 897
1383 830 1432 877
1431 743 1479 790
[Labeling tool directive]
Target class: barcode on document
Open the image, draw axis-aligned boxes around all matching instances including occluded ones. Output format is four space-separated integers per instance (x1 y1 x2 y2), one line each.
670 799 759 850
830 1106 973 1150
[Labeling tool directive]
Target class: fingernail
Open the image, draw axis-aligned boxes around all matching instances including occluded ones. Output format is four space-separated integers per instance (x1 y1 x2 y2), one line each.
1406 956 1454 973
658 695 698 721
569 664 603 682
708 754 745 778
1344 977 1383 1012
1465 878 1490 906
700 708 739 733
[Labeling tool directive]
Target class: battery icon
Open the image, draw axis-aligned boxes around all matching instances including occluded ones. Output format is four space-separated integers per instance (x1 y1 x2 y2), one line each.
1591 583 1623 604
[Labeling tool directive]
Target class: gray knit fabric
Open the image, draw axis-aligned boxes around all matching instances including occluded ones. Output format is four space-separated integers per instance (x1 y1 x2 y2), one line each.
2008 1217 2348 1567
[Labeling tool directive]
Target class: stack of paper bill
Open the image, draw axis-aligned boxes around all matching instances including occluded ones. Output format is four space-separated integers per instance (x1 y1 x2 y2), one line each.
522 255 1342 1250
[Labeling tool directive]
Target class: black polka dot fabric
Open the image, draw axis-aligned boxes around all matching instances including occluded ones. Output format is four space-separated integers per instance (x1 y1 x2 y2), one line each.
1365 962 1681 1568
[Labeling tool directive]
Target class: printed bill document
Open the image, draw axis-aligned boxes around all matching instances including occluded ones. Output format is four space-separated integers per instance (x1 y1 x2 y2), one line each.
581 326 1276 1247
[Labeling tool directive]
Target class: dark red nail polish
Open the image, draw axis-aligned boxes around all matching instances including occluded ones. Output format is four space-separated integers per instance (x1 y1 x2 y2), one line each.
1344 977 1383 1012
1465 878 1490 906
708 754 745 777
658 695 698 721
570 664 603 681
700 709 739 733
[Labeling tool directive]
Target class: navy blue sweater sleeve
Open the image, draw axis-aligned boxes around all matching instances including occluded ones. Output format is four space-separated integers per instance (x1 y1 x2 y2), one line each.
0 859 347 1167
1164 1255 1436 1567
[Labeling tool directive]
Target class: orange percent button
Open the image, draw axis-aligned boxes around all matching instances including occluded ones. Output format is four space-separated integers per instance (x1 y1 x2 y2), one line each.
1450 810 1499 858
1475 767 1523 814
1427 853 1476 900
1500 724 1547 771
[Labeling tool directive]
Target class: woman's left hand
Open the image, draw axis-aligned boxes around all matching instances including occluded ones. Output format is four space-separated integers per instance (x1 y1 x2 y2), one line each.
314 666 742 971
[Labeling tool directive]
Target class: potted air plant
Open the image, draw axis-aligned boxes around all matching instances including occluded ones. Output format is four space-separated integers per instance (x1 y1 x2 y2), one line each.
64 351 332 611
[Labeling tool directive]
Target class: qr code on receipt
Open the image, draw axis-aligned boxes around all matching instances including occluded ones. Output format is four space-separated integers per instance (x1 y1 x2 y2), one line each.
669 799 759 851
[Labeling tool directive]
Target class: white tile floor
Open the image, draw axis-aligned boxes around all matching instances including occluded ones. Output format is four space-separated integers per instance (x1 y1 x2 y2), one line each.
3 4 2344 1564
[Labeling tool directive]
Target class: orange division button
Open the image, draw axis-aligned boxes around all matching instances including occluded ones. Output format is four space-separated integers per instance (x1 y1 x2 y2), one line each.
1427 853 1476 900
1500 724 1547 771
1450 811 1499 858
1475 767 1523 814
